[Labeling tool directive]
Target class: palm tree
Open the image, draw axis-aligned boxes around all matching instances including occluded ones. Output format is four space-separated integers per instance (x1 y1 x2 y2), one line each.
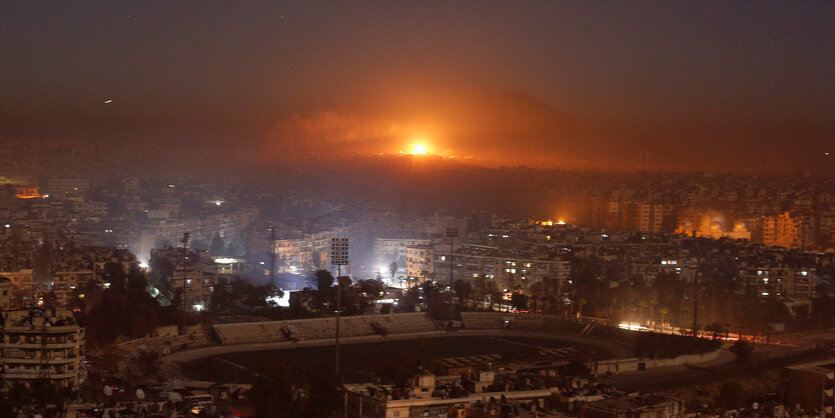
646 288 659 321
546 296 557 315
576 297 587 319
658 307 669 327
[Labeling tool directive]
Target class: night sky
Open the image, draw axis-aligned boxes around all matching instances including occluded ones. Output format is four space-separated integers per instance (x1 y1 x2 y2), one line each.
1 1 832 174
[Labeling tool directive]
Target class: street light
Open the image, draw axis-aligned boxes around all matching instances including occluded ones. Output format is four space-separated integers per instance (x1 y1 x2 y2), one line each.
446 227 458 312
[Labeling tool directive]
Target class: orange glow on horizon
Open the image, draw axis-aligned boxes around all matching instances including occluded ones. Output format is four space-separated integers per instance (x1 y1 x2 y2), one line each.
411 143 428 155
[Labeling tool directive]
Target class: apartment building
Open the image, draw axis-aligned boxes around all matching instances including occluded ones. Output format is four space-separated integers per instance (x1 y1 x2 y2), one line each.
0 309 85 390
405 245 434 284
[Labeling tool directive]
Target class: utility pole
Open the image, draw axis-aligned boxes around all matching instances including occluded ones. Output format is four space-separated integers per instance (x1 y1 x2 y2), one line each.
331 238 349 383
181 232 190 333
269 226 276 288
692 232 699 339
446 228 458 288
446 227 458 310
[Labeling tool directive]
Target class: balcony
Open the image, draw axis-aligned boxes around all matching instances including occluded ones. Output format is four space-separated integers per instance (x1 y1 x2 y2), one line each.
2 356 79 365
0 341 80 349
2 324 81 333
1 369 78 379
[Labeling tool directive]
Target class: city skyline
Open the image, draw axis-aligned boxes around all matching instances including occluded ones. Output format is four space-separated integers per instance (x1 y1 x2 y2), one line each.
1 3 834 415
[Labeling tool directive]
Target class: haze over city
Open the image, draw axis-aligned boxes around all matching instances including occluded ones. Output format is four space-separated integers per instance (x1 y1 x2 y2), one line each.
2 1 832 176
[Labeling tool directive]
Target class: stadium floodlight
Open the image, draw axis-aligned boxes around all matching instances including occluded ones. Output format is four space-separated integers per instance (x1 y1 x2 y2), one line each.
330 237 349 382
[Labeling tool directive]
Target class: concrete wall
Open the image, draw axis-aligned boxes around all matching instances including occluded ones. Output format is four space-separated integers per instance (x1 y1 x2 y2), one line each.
589 347 722 377
116 325 210 354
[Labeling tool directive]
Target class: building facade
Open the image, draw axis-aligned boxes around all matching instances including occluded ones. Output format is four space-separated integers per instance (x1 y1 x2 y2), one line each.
0 309 85 390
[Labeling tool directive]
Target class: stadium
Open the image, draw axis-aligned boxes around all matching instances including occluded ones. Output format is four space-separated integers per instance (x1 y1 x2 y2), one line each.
158 312 722 385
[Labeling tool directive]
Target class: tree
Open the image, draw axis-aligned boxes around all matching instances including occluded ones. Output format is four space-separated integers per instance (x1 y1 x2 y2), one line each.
510 293 529 311
453 279 472 308
311 269 335 312
562 359 591 377
396 286 421 313
225 240 245 256
210 278 280 315
251 362 340 417
706 322 726 340
251 367 292 417
5 382 33 411
81 266 167 347
341 278 382 315
389 262 398 281
209 234 225 256
729 340 753 364
149 255 175 305
490 283 504 311
136 349 161 378
530 295 539 313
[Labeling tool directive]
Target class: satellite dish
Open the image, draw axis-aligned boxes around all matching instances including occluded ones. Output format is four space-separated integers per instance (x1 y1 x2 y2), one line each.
752 402 759 410
136 388 145 400
103 385 113 396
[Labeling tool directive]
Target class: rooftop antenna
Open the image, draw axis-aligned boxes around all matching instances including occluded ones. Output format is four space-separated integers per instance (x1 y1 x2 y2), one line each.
181 232 190 333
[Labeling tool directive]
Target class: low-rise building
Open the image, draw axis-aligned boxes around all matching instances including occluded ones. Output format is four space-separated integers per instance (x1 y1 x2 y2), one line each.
781 360 835 415
583 394 684 418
